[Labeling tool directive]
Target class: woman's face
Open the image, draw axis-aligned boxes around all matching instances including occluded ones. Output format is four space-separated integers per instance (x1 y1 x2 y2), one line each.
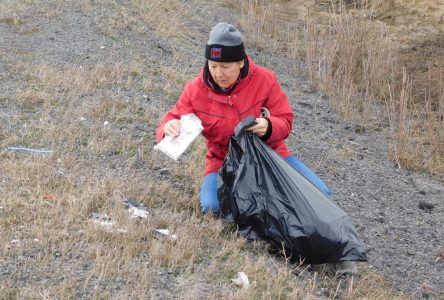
208 60 244 89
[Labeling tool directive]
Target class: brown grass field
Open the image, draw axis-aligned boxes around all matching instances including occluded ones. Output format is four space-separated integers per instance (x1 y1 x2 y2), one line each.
0 0 442 299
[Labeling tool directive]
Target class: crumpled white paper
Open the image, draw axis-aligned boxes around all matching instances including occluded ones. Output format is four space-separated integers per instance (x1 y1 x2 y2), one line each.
231 272 250 289
154 113 203 161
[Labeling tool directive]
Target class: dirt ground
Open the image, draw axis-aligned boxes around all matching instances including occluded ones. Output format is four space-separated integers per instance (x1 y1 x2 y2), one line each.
0 0 443 298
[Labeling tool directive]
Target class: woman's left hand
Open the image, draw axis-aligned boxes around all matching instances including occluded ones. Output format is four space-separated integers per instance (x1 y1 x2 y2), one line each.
245 117 268 137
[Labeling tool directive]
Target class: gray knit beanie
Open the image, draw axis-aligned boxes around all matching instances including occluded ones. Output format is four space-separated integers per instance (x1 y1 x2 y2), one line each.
205 22 246 62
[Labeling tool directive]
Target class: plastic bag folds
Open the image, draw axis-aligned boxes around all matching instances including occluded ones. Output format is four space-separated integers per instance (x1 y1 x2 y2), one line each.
218 116 367 264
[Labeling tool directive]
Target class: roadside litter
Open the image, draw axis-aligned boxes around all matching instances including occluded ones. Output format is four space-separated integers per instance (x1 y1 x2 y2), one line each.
153 229 177 241
90 191 149 232
90 213 127 233
114 190 148 219
231 272 250 289
42 194 56 200
6 146 53 154
91 213 114 229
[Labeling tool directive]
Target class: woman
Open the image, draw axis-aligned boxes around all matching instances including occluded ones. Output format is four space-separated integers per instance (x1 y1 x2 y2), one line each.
156 22 358 275
156 22 332 215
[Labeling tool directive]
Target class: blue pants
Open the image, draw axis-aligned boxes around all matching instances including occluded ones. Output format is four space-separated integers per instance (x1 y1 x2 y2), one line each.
200 155 332 213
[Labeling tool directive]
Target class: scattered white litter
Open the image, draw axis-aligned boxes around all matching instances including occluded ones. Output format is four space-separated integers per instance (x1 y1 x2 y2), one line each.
154 229 170 235
100 45 106 49
33 238 40 242
128 206 148 219
91 213 127 233
6 147 53 154
103 121 110 126
79 117 86 121
91 213 114 229
231 272 250 289
153 229 177 241
114 190 149 220
10 239 20 244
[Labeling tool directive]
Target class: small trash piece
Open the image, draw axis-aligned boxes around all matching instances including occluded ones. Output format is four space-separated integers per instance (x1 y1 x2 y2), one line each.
6 147 53 154
231 272 250 289
159 168 171 175
114 190 149 219
103 121 110 126
43 194 55 200
91 213 114 229
79 117 86 121
153 229 177 241
126 205 148 219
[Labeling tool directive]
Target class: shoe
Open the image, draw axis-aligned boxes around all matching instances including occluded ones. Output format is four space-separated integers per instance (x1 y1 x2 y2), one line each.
332 261 358 276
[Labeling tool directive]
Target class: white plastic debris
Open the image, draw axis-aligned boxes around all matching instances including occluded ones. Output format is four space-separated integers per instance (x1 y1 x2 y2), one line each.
231 272 250 289
114 190 149 220
154 113 203 161
10 239 20 244
153 229 178 241
91 213 114 229
143 94 148 99
103 121 110 126
100 45 106 49
6 147 53 154
128 206 148 219
91 213 127 233
79 117 86 121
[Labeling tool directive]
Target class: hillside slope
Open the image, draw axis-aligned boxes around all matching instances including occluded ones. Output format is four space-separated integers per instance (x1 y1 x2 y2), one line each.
0 0 442 298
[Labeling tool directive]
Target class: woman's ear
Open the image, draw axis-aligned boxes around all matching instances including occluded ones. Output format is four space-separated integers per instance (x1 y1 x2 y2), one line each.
239 60 245 69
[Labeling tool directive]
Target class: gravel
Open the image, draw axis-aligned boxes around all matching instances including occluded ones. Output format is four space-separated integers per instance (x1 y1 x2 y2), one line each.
0 0 442 297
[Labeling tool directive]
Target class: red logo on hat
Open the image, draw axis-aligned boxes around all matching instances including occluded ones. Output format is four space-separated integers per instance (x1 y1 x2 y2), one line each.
210 47 222 59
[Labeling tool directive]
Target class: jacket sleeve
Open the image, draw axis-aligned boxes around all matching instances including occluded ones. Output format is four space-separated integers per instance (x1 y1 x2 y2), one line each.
155 83 195 142
264 73 294 143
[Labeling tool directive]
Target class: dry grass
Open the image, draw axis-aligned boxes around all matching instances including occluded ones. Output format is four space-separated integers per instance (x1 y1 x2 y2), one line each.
226 0 443 174
0 0 413 298
303 0 444 174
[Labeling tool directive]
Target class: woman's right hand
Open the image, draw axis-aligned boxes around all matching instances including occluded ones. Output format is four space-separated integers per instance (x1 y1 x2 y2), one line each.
163 119 181 137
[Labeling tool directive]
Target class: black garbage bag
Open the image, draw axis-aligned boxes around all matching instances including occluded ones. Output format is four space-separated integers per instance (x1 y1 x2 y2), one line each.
218 116 367 264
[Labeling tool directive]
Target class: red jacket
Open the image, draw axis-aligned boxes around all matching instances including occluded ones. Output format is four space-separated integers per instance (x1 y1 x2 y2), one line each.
156 57 294 175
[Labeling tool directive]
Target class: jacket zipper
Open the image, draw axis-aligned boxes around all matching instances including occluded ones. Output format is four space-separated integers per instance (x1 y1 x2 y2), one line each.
230 95 242 122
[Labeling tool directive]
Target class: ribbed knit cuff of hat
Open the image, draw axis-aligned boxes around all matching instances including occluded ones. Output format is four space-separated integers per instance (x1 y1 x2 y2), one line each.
205 43 245 62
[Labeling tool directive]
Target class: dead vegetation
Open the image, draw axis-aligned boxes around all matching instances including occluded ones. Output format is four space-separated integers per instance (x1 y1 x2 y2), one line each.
0 0 433 298
221 0 444 175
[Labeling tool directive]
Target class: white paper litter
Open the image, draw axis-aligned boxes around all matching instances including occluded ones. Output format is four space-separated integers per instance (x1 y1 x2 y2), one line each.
92 213 114 229
153 229 178 241
231 272 250 289
154 113 203 161
128 206 148 219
